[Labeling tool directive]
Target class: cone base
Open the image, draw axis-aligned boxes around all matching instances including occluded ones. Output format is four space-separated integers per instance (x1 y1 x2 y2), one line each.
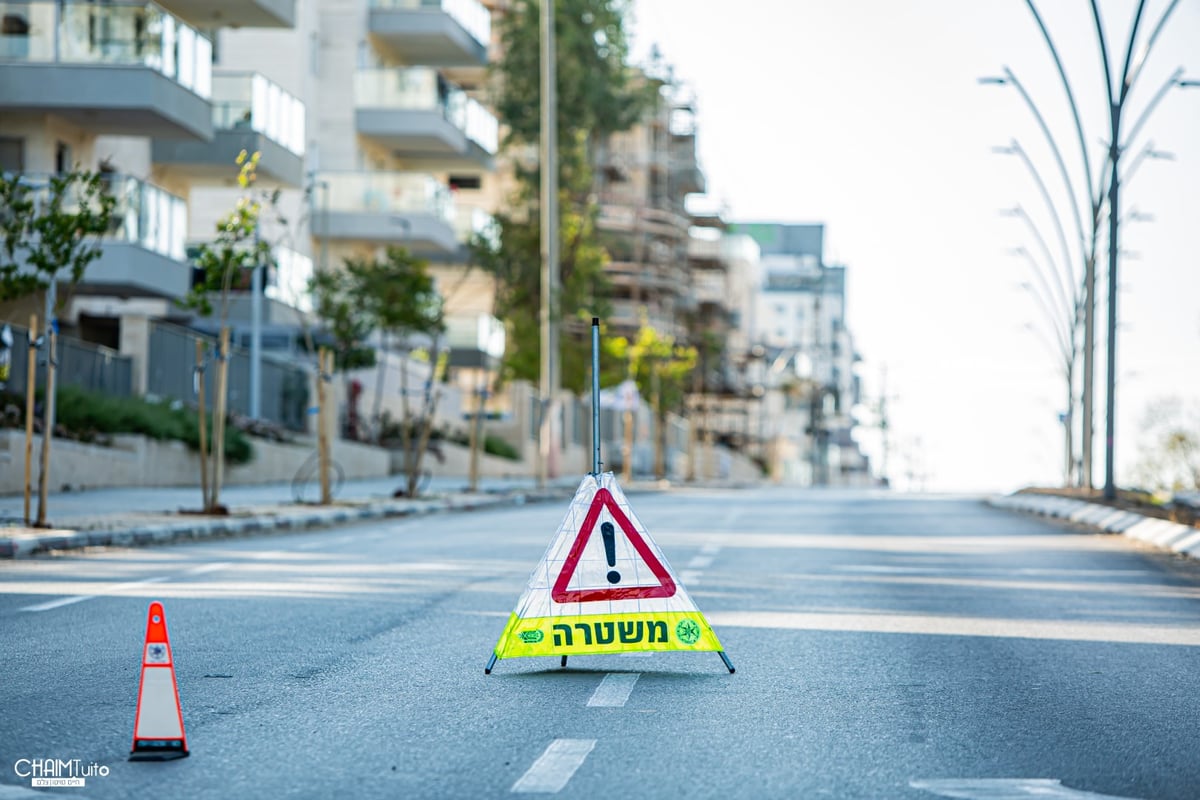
130 740 189 761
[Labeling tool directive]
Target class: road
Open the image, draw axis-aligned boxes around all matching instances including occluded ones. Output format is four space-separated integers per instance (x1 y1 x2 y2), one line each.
1 487 1198 799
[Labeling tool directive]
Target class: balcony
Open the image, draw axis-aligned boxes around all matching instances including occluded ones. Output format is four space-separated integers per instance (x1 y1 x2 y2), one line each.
83 176 191 298
368 0 489 68
0 1 213 140
355 68 497 169
311 172 458 254
453 204 497 246
153 72 305 185
155 0 295 29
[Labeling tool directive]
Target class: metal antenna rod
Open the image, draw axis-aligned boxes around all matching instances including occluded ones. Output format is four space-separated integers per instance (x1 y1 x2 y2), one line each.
591 317 601 475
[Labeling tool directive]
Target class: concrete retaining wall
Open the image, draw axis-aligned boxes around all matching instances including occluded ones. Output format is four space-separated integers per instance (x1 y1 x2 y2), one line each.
0 430 390 495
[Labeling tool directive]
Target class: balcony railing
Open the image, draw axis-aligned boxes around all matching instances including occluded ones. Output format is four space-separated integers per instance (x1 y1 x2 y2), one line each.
107 175 187 260
368 0 490 50
453 204 497 247
14 173 186 260
355 67 498 154
211 72 305 156
317 171 455 222
0 0 212 98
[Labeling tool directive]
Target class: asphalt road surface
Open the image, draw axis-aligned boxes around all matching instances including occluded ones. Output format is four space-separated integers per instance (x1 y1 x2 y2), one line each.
1 487 1198 799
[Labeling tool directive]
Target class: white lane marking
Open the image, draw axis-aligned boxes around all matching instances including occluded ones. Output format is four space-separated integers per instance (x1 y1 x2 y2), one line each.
700 543 722 556
186 562 231 575
679 570 702 585
511 739 596 793
911 778 1145 799
586 673 640 707
20 576 170 612
687 555 713 569
296 541 323 550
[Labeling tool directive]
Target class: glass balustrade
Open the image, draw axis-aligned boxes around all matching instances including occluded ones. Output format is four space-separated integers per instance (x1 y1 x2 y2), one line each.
13 173 186 261
355 67 498 154
211 72 306 156
453 204 498 247
106 175 187 260
0 1 212 98
317 172 455 223
367 0 490 50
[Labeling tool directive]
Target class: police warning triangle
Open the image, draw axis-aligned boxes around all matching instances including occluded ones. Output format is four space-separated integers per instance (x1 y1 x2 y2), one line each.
487 472 733 672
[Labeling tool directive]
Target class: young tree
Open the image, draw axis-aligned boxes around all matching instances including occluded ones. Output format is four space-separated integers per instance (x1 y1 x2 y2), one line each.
0 170 116 302
1130 397 1200 493
183 151 277 512
611 323 696 480
0 169 115 526
473 0 656 394
346 247 445 497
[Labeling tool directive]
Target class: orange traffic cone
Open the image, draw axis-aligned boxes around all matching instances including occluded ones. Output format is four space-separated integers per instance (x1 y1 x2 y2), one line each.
129 602 188 761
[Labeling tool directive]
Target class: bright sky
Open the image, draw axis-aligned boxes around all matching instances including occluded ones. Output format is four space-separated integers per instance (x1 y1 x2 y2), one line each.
630 0 1200 493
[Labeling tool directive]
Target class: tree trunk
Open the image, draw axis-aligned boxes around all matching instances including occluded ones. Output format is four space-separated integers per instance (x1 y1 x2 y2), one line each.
468 375 485 492
23 314 36 525
372 329 388 443
399 348 413 492
211 326 230 511
34 329 55 527
196 338 210 511
318 348 332 505
407 342 442 498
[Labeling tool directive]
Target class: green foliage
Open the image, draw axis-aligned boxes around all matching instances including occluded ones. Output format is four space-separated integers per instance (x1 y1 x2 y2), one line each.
0 170 116 303
611 322 697 418
346 247 444 340
483 434 521 461
495 0 657 150
183 151 279 319
38 386 252 464
308 266 373 367
476 0 653 394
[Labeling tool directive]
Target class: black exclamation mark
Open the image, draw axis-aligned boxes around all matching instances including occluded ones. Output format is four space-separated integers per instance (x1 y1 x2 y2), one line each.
601 522 620 584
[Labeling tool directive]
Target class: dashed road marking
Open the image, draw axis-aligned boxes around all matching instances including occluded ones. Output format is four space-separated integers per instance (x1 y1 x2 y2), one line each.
185 562 231 575
687 555 714 569
20 576 170 612
511 739 596 793
586 673 640 707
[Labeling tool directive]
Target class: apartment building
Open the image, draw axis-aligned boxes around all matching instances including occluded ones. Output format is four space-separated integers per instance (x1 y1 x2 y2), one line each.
0 0 312 412
732 222 871 485
594 82 704 342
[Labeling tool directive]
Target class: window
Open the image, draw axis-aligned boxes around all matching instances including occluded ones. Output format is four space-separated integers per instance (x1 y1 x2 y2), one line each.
0 137 23 173
449 175 481 190
56 141 72 173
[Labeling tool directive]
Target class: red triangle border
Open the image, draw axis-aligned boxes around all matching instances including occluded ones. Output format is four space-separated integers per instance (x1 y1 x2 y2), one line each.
551 488 677 603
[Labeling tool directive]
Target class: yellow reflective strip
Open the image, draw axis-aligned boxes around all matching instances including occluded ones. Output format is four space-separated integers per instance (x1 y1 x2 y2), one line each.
493 611 723 658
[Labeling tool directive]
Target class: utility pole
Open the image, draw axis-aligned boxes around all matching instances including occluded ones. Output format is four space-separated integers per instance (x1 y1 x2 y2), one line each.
537 0 559 488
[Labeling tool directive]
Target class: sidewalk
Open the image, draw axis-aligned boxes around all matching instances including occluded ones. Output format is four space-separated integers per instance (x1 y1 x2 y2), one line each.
0 475 584 559
989 492 1200 561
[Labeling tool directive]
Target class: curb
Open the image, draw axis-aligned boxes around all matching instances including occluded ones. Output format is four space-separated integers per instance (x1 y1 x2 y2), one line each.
988 493 1200 561
0 489 573 559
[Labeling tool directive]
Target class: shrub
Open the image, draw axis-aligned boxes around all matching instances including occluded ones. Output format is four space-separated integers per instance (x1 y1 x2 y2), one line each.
484 434 520 461
52 386 252 464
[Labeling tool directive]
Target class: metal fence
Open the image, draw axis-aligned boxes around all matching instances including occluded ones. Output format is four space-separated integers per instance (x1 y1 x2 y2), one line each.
147 321 310 431
1 322 133 398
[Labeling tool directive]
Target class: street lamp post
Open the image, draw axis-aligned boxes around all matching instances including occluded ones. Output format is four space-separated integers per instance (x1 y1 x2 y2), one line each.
538 0 559 489
986 0 1193 497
